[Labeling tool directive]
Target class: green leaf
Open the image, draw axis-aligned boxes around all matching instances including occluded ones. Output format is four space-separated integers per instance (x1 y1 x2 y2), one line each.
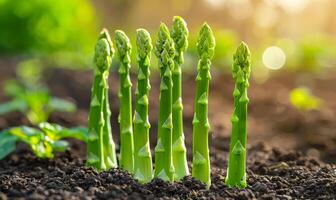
38 122 62 140
9 126 44 144
48 97 76 113
39 122 88 142
51 140 69 152
58 127 88 142
0 131 18 160
0 99 27 115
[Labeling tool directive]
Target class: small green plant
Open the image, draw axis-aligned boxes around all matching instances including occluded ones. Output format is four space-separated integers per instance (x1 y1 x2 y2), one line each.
0 59 76 125
133 29 153 183
86 29 117 171
170 16 189 180
0 122 88 160
154 23 175 182
225 42 251 188
192 23 215 188
115 30 135 173
289 87 322 111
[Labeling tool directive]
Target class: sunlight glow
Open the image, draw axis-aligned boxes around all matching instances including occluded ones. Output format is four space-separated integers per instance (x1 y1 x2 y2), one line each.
262 46 286 70
204 0 226 8
276 0 309 13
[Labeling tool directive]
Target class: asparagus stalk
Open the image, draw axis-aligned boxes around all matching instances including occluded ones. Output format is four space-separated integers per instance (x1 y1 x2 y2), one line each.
170 16 189 180
192 23 215 188
154 23 175 182
87 29 117 170
133 29 153 183
115 30 134 173
225 42 251 188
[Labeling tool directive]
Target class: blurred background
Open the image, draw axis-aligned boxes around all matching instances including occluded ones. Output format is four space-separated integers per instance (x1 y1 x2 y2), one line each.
0 0 336 162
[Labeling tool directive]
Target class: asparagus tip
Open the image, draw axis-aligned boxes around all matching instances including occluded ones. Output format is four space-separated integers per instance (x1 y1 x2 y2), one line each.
98 28 114 57
136 29 152 58
233 42 251 81
197 23 215 59
155 23 175 63
115 30 132 58
94 38 112 72
171 16 189 51
236 42 250 62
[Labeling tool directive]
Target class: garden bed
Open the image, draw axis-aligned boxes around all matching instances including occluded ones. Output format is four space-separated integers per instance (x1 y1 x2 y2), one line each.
1 65 336 199
1 138 335 199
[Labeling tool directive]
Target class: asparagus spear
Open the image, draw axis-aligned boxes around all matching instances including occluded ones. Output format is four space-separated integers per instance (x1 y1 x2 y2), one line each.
133 29 153 183
87 29 117 170
154 23 175 182
225 42 251 188
192 23 215 188
170 16 189 181
115 30 134 173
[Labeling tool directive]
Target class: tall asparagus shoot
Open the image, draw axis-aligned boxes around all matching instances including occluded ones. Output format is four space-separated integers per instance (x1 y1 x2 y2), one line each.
170 16 189 180
225 42 251 188
192 23 215 188
154 23 175 182
87 29 117 170
133 29 153 183
115 30 134 173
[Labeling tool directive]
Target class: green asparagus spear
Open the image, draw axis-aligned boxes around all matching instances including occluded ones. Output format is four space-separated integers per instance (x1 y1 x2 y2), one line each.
170 16 189 181
115 30 134 173
87 29 117 170
154 23 175 182
133 29 153 183
192 23 215 188
225 42 251 188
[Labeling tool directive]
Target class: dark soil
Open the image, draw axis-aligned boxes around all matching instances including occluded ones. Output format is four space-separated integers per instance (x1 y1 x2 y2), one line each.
1 137 335 200
1 61 336 199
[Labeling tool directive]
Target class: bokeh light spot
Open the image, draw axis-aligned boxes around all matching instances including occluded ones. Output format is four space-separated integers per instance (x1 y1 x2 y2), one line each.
262 46 286 70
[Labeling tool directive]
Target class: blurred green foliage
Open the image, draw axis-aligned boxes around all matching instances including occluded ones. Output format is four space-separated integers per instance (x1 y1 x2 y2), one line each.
0 59 76 124
277 35 336 73
0 80 76 125
289 87 322 111
295 36 336 72
0 0 97 67
250 35 336 83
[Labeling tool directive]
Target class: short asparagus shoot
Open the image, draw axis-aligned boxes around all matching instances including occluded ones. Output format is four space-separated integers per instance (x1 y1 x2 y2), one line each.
87 29 117 170
225 42 251 188
154 23 175 182
115 30 134 173
133 29 153 183
170 16 189 180
192 23 215 188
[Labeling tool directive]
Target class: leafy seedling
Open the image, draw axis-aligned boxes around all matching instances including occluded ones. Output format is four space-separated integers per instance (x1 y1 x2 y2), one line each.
0 122 88 160
0 59 76 125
